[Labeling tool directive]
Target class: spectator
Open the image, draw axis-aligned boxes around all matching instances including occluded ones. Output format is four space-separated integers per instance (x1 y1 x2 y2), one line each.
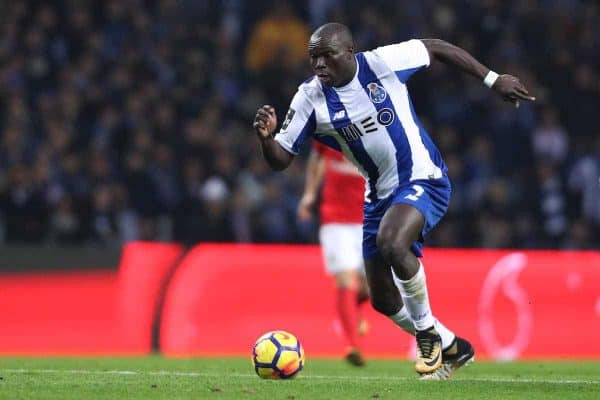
244 2 310 74
531 107 569 164
568 135 600 225
0 1 597 250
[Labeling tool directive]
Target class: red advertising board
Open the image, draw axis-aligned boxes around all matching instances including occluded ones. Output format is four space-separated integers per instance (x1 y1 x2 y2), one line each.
160 245 600 359
116 241 184 352
0 270 118 354
0 244 598 358
0 242 183 355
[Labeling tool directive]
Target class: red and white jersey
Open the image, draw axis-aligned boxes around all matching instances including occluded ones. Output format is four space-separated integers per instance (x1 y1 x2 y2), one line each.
314 141 364 224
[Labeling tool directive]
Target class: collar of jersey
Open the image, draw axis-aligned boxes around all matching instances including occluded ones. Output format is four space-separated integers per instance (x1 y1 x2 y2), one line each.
333 56 360 92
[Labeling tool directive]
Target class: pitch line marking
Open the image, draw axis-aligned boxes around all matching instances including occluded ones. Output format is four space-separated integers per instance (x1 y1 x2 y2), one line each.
1 369 599 385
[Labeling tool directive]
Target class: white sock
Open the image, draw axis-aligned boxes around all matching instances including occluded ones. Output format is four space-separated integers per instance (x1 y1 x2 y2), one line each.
434 318 456 350
388 306 415 335
393 262 436 331
391 264 457 347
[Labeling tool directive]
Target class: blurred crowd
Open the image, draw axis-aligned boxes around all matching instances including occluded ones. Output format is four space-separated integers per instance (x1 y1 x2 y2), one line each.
0 0 598 249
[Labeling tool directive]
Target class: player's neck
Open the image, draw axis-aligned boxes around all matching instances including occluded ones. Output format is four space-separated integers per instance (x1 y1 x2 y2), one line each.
334 58 357 88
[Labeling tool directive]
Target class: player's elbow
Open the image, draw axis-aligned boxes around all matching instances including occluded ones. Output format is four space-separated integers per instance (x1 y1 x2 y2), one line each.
265 155 293 171
260 142 295 171
268 161 289 171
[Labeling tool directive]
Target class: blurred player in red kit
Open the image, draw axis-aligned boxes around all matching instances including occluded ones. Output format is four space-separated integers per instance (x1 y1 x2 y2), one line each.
297 141 370 366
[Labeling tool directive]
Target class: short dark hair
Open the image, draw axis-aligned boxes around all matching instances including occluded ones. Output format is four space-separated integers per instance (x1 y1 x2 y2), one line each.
311 23 354 47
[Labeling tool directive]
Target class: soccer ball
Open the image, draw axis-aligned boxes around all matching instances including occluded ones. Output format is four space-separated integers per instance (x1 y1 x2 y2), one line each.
251 330 305 379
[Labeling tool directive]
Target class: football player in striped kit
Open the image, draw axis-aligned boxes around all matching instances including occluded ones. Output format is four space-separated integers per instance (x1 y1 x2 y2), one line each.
253 22 534 379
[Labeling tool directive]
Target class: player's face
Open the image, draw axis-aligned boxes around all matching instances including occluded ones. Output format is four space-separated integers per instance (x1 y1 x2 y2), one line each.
308 35 354 87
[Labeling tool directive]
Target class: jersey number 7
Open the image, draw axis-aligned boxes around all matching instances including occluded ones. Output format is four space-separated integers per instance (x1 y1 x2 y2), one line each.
404 185 424 201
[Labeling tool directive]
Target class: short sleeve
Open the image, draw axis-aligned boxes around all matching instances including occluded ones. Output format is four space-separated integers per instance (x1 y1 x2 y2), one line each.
274 90 316 155
372 39 430 82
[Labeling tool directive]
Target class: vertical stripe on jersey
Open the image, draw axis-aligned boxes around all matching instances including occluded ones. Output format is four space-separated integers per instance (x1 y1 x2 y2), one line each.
291 110 316 154
322 85 380 202
362 51 443 181
313 134 342 152
356 52 411 185
309 84 369 199
407 95 447 175
395 66 423 83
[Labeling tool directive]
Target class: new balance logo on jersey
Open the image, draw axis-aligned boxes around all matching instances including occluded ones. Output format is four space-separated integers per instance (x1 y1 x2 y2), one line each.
333 110 346 120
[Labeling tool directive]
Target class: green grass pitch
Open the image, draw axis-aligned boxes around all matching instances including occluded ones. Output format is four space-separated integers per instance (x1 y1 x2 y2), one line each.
1 357 599 399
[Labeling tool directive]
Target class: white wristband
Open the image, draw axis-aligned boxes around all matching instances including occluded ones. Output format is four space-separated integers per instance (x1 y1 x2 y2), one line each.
483 71 499 88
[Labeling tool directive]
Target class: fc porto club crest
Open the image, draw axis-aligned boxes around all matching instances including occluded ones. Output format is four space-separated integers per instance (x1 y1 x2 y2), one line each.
367 82 387 103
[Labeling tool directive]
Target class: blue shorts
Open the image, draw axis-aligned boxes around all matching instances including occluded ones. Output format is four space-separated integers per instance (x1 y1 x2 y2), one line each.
362 177 452 260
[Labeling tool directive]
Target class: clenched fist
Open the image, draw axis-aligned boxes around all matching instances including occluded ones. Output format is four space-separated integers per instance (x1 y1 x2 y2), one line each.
253 105 278 139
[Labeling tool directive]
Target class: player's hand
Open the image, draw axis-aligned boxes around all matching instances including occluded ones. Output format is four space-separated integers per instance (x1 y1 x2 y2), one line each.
492 74 536 108
253 105 278 139
297 194 316 222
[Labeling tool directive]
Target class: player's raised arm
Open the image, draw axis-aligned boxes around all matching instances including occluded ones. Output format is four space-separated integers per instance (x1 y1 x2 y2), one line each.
253 105 294 171
420 39 535 107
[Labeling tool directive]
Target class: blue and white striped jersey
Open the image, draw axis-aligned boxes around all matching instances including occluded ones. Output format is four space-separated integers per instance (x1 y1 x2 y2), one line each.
275 39 447 202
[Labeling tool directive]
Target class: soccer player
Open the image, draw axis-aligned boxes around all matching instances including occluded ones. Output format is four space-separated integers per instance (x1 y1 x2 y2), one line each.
297 141 370 366
252 23 535 378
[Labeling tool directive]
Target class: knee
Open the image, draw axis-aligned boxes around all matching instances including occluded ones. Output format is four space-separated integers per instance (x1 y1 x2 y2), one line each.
376 228 411 264
334 271 356 289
